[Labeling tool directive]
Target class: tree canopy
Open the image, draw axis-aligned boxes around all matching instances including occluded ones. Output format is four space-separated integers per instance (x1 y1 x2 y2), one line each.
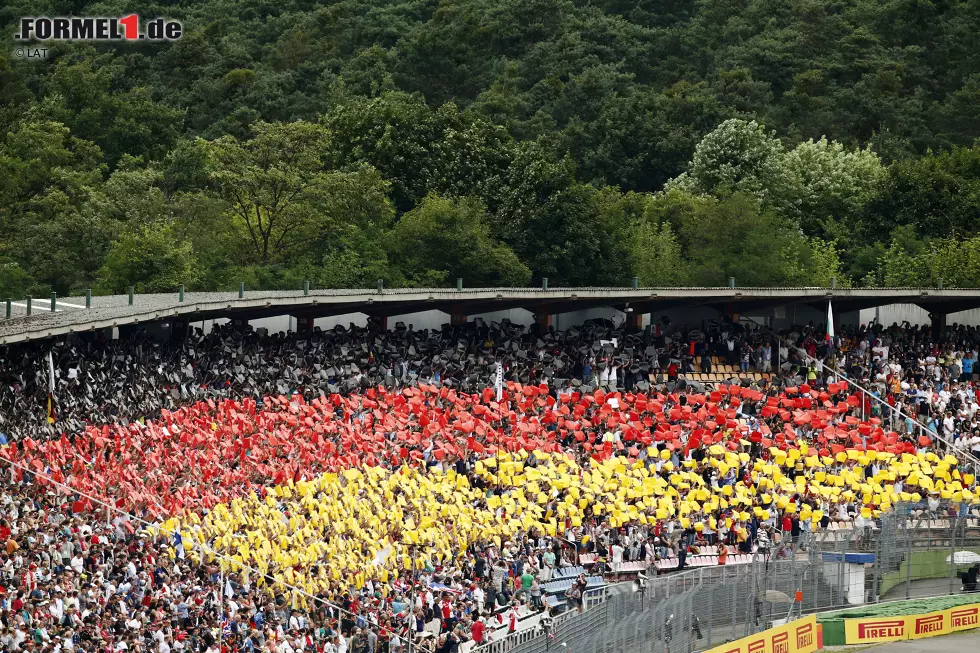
2 0 979 296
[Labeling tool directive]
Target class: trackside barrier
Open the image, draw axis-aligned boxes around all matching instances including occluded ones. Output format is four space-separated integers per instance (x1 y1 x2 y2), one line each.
470 585 609 653
475 582 699 653
702 614 819 653
471 510 980 653
839 602 980 645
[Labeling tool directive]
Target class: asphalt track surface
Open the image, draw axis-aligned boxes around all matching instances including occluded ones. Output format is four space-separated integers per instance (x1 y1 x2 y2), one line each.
860 628 980 651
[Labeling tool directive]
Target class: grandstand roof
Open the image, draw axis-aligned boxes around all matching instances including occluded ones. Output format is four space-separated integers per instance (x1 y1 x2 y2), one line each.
2 286 980 345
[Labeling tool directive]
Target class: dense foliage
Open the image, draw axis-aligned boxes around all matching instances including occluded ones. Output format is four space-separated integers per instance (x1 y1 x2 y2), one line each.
2 0 979 295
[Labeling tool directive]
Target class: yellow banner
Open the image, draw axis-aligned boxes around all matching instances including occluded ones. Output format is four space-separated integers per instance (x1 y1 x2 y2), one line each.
843 603 980 645
844 616 908 644
947 604 980 632
704 615 818 653
907 611 948 640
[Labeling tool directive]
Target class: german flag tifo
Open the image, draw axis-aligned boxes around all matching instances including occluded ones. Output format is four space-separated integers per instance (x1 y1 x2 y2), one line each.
136 437 978 604
5 382 979 607
7 382 973 517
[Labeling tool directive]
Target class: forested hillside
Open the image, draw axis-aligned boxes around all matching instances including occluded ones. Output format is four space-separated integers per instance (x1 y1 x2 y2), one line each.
2 0 979 295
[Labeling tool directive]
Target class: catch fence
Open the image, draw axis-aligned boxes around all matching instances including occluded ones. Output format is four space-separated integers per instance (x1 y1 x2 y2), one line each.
474 508 980 653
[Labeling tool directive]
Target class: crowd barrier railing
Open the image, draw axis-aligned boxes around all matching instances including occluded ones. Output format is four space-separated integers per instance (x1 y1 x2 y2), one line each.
467 510 980 653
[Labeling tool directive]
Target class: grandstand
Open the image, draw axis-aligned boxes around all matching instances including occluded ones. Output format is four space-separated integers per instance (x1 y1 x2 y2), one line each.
1 286 979 653
683 355 773 385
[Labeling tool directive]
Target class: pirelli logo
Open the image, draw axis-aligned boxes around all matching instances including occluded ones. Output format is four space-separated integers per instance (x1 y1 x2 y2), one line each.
951 607 980 629
914 614 945 635
747 638 766 653
771 630 790 653
795 622 814 649
857 619 906 639
724 615 821 651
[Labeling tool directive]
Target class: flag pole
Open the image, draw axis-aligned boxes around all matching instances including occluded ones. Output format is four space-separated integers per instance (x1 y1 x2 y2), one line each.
495 362 503 403
218 554 225 651
47 349 56 425
495 363 503 494
826 299 835 352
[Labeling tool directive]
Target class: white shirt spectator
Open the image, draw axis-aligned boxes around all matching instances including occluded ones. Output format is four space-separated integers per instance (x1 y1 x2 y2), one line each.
611 543 624 566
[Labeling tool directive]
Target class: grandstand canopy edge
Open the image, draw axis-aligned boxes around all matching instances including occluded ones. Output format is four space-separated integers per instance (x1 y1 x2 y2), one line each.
2 287 980 346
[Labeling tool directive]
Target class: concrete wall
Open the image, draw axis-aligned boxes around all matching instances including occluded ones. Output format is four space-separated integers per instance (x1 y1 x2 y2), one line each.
199 307 641 334
178 302 979 337
823 562 868 605
553 307 651 331
859 304 980 328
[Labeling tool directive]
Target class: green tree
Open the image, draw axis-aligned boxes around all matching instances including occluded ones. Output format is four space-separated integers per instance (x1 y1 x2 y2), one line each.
666 119 802 219
0 115 108 293
163 139 212 198
98 222 199 293
783 137 886 240
627 218 689 286
864 144 980 240
38 57 182 167
486 139 577 247
308 166 397 288
0 256 32 298
323 92 513 213
804 238 849 288
558 82 729 192
935 75 980 147
85 156 168 226
166 191 240 290
877 227 980 288
670 192 837 287
386 194 531 287
2 0 980 291
205 121 330 264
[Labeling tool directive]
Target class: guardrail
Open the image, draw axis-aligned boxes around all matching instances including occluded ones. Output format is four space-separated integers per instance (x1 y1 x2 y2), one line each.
468 511 980 653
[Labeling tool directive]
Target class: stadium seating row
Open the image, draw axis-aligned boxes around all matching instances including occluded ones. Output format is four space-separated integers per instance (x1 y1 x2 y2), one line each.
541 576 606 595
550 566 586 581
685 373 773 382
654 554 754 570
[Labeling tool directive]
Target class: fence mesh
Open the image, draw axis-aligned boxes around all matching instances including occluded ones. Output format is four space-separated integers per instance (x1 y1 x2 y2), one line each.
501 584 699 653
474 507 980 653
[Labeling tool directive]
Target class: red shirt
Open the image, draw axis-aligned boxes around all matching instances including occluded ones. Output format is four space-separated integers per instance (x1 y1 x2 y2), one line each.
782 516 792 532
472 621 485 643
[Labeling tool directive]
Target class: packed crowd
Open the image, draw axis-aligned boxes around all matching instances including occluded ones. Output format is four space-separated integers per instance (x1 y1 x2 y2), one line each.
829 322 980 456
1 315 800 444
1 316 979 653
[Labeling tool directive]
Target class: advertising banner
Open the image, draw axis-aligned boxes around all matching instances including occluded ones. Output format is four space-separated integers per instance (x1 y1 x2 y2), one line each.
842 603 980 645
704 615 818 653
947 604 980 633
844 617 908 644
